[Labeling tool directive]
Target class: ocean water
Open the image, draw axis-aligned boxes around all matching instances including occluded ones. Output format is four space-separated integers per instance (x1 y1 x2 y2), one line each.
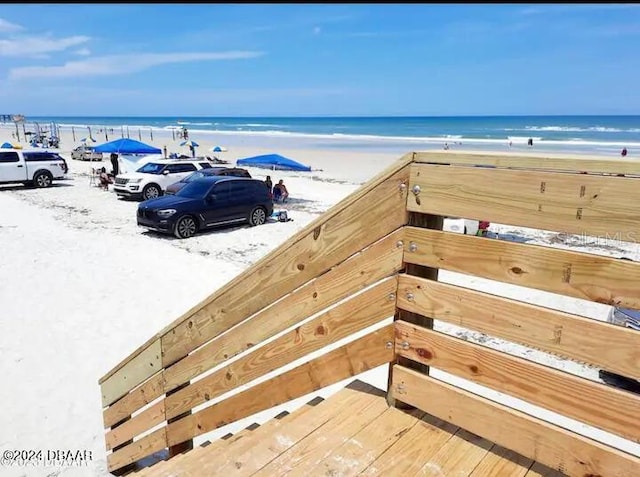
12 115 640 155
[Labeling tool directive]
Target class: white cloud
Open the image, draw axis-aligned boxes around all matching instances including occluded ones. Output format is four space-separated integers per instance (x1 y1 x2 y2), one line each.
0 35 90 57
0 18 23 33
74 47 91 56
8 51 264 80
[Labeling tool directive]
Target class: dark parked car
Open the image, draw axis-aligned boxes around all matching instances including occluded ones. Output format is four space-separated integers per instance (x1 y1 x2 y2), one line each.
165 167 251 195
137 176 273 239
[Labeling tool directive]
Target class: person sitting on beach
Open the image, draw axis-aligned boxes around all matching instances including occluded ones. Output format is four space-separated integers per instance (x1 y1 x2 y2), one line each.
272 179 289 203
99 167 113 190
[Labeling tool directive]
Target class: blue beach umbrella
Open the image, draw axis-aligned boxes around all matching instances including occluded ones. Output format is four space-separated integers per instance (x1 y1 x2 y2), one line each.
211 145 228 152
180 140 199 148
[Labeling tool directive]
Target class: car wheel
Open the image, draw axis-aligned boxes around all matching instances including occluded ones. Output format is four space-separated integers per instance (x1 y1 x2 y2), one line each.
142 184 161 200
33 171 53 188
249 206 267 226
174 216 198 239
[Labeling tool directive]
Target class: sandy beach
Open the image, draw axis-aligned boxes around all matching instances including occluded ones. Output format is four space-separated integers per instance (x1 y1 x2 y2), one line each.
1 127 639 476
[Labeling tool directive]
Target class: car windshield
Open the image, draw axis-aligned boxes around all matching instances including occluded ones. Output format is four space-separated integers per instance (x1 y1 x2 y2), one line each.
136 162 165 174
176 180 213 199
183 171 206 183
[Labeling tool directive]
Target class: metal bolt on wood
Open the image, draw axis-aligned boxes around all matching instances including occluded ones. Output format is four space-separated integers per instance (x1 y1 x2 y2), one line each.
412 185 421 195
406 293 414 302
386 341 393 349
388 293 396 301
396 240 403 248
401 341 410 350
409 242 418 253
399 182 407 191
396 383 406 395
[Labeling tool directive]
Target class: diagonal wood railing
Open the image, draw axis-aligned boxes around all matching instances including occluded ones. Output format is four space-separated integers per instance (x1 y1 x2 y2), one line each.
100 150 640 476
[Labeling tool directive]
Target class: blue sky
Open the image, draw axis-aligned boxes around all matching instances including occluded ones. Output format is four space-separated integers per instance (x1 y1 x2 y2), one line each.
0 4 639 116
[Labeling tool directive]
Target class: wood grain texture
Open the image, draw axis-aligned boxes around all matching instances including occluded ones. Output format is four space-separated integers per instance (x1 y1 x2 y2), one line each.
105 400 165 451
250 386 390 476
408 163 640 239
397 275 640 380
198 381 378 477
165 325 395 447
164 277 397 420
107 427 167 473
360 413 458 476
415 428 493 476
103 373 164 429
101 339 162 408
162 229 404 393
391 366 640 477
413 150 640 175
403 226 640 309
309 407 425 476
469 445 533 477
395 322 640 443
103 230 403 433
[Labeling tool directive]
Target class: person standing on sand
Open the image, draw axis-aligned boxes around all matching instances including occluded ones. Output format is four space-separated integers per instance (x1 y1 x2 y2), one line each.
110 153 119 176
622 147 628 157
265 175 273 193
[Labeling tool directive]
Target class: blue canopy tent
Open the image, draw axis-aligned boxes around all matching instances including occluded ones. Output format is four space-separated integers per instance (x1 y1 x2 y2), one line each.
94 138 161 155
236 153 311 172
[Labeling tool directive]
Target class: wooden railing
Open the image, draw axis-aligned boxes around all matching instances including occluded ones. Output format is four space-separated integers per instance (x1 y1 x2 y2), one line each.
100 151 640 476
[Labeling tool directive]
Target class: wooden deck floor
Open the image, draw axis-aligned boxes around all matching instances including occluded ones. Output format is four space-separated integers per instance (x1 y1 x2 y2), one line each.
129 380 565 477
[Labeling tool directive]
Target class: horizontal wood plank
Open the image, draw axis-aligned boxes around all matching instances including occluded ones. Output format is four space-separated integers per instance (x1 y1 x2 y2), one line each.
394 321 640 443
103 373 165 430
397 275 640 380
101 339 162 408
403 226 640 309
408 163 640 239
164 277 397 420
391 366 640 477
413 150 640 175
165 325 395 447
105 400 166 451
107 427 167 473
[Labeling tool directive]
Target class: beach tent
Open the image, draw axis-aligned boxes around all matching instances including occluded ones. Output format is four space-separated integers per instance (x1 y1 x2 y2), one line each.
236 153 311 172
94 138 161 155
1 142 21 149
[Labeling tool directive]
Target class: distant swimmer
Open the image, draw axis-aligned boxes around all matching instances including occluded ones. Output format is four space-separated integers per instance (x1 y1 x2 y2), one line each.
444 142 449 150
621 147 628 157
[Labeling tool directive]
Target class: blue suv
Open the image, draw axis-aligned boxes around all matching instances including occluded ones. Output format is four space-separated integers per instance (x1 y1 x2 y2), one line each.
137 176 273 239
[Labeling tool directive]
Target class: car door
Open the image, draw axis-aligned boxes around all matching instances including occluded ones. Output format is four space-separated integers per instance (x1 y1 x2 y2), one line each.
161 163 197 188
202 181 237 226
226 180 254 220
0 151 26 182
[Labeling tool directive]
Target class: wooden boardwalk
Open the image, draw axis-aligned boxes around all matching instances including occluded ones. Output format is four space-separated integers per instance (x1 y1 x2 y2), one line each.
129 380 564 477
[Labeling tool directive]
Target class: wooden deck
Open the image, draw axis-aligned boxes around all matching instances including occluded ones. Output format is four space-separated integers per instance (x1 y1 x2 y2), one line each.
129 380 564 477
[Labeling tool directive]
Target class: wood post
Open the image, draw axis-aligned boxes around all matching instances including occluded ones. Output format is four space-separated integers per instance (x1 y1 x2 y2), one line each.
110 416 136 476
388 211 443 409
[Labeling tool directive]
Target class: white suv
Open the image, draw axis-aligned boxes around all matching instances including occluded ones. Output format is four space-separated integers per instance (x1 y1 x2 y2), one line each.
113 159 214 201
